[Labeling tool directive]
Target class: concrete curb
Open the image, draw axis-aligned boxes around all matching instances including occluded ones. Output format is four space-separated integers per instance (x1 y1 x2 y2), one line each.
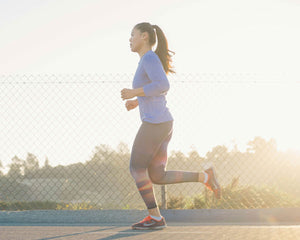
0 208 299 225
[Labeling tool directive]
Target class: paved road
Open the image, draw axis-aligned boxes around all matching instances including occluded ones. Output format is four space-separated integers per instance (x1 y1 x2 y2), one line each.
1 224 300 240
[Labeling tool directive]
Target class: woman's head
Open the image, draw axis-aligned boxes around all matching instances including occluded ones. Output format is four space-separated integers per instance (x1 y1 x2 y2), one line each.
129 22 175 74
129 25 153 54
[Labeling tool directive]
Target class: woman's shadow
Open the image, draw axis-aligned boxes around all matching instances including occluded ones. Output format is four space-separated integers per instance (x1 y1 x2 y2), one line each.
38 226 155 240
96 228 160 240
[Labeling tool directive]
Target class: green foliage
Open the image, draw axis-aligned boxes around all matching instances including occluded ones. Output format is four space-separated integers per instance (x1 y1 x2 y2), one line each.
1 137 299 209
0 201 102 210
167 181 300 209
167 195 186 209
0 201 57 211
193 194 208 209
56 202 101 210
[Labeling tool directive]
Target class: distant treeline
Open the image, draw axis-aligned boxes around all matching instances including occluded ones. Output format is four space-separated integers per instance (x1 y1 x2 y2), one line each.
0 137 299 209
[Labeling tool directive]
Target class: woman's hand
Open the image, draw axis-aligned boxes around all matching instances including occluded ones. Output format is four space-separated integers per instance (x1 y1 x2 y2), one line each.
121 88 136 100
121 87 145 100
125 99 139 111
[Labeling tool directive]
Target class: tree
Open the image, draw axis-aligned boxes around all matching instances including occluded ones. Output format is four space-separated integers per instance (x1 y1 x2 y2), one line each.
246 137 278 165
247 137 277 155
44 157 51 168
206 145 228 163
24 153 40 177
117 142 130 155
7 156 24 179
90 144 114 164
188 150 202 162
0 160 3 176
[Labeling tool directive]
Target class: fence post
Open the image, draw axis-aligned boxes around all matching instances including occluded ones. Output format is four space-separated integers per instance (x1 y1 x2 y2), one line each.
161 185 167 209
205 187 208 206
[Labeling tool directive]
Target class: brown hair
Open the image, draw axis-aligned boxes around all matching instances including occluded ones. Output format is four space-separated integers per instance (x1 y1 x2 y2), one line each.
134 22 175 74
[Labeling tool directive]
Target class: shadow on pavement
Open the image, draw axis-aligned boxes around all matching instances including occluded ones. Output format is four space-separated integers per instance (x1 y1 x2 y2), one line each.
95 228 160 240
37 226 118 240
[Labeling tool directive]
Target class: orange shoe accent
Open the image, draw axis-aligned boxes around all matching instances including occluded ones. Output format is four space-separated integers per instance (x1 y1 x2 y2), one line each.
204 167 221 199
139 215 152 223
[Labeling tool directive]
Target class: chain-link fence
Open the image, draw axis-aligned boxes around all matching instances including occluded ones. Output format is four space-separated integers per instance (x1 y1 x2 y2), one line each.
0 74 300 210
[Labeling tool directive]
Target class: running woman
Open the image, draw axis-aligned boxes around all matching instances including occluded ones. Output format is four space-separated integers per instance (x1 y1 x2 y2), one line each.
121 22 221 230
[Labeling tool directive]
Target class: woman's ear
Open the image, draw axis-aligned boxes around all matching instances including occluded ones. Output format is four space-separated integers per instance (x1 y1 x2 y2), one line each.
141 32 149 41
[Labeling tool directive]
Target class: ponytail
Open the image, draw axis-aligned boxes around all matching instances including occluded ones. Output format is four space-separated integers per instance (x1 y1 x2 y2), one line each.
134 22 175 75
152 25 175 75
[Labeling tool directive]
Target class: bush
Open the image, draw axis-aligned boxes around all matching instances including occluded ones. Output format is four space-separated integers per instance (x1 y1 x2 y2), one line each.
193 194 207 209
167 195 186 209
213 185 300 209
0 201 102 210
167 182 300 209
56 202 101 210
0 201 57 210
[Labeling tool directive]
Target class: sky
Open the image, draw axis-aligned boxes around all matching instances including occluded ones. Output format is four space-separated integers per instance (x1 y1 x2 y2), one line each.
1 0 300 74
0 0 300 170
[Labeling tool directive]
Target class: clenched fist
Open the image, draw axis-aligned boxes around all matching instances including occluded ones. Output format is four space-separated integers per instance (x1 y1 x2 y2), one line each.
125 99 139 111
121 88 136 100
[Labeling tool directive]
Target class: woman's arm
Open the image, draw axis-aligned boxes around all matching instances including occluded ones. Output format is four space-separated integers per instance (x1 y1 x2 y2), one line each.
142 54 170 97
133 88 145 97
121 54 169 100
121 88 144 100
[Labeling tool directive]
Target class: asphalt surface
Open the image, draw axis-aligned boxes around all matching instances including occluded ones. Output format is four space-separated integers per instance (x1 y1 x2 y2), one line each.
2 208 300 225
1 209 300 239
1 224 300 240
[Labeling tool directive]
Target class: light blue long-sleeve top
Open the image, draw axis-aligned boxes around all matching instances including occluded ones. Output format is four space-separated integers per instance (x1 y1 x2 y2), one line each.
132 50 174 124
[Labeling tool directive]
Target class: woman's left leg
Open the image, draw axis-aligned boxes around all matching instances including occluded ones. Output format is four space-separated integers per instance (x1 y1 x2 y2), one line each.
130 121 174 211
148 130 221 203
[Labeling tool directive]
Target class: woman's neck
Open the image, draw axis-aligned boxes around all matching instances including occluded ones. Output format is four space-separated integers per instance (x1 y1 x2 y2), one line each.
138 46 152 58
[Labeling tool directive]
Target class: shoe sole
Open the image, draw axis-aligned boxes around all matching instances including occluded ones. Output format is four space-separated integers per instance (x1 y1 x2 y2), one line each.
206 167 221 199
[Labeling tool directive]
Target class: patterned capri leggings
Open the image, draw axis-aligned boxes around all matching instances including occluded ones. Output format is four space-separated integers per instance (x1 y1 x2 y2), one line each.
130 120 200 209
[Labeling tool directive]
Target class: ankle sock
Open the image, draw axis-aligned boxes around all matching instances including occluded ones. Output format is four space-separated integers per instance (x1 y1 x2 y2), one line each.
150 215 162 221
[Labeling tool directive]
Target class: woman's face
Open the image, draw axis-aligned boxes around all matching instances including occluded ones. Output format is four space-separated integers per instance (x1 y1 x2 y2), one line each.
129 28 144 52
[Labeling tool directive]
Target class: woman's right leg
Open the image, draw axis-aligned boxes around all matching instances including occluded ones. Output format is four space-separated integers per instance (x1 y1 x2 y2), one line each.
148 131 221 199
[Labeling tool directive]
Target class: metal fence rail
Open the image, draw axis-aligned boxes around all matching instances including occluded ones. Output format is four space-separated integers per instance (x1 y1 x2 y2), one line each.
0 74 299 210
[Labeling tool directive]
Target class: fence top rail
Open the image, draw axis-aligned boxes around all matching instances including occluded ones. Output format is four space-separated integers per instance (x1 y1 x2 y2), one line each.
0 73 299 84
